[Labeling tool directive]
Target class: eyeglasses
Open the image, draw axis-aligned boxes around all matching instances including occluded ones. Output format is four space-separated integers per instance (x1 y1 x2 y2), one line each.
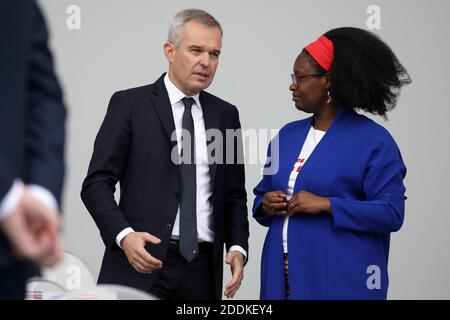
291 72 327 87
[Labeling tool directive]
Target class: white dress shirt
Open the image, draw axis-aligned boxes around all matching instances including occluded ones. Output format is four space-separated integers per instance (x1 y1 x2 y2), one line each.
116 74 246 260
283 126 326 253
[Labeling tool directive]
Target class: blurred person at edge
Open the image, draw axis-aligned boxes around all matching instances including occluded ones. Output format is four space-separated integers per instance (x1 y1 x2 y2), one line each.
0 0 66 299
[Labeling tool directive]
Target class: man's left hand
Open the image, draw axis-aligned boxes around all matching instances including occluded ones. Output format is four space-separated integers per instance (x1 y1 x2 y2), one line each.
224 251 244 299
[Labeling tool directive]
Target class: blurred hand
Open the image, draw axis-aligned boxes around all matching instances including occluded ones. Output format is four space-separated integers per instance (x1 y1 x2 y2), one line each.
287 190 331 216
0 188 63 267
224 251 244 299
121 232 162 274
262 190 288 216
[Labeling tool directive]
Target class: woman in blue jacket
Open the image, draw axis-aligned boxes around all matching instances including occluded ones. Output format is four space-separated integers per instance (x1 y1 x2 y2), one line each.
253 27 411 300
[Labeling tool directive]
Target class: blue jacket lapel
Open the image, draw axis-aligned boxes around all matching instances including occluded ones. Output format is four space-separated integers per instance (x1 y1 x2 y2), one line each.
275 117 312 192
293 107 356 193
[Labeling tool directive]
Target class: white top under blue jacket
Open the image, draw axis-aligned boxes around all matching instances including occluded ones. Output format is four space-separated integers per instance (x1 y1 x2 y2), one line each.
252 107 407 300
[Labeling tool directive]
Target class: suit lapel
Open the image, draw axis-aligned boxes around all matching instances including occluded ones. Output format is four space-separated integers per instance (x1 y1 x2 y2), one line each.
200 92 219 187
149 73 178 153
149 75 222 188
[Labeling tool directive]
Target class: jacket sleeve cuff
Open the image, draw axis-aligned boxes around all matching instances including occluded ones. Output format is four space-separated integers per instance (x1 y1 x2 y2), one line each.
0 180 24 221
115 227 135 249
229 245 247 263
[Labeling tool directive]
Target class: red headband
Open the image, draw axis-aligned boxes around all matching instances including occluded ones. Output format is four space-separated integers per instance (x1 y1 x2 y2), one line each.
304 35 334 72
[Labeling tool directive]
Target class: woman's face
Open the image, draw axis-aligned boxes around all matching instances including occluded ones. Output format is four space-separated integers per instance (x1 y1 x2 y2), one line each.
290 50 328 113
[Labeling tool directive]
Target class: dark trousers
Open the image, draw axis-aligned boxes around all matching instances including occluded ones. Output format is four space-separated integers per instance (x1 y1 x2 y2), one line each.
0 261 34 300
149 241 215 300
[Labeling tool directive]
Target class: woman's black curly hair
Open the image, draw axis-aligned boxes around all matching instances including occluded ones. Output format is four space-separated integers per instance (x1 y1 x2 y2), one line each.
316 27 411 118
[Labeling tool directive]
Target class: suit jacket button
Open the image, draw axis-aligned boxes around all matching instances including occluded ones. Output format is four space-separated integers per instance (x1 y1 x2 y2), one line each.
172 192 180 200
166 223 172 230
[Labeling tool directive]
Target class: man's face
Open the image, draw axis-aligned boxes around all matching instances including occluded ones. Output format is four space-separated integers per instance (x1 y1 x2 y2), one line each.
165 21 222 96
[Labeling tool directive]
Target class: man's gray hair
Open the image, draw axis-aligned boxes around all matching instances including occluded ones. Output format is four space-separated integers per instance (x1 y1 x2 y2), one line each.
167 9 223 47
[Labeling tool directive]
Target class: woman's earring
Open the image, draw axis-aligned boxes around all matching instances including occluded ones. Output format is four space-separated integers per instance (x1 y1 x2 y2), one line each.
326 90 332 104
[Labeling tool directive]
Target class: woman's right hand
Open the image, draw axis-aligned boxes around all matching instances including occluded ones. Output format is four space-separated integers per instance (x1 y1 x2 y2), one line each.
262 190 288 216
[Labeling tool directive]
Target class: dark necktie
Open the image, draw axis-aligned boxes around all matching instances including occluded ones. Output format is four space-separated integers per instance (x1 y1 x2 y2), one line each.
179 97 198 262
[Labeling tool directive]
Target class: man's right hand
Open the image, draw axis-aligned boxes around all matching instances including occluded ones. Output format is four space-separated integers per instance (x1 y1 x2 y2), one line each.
262 190 288 216
121 232 163 274
0 188 63 267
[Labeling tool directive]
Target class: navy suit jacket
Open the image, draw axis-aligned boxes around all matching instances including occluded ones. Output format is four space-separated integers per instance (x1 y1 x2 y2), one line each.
81 74 249 299
0 0 66 274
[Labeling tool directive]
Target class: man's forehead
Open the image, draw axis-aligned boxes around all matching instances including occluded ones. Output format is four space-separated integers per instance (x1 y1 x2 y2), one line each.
183 20 221 34
181 23 221 43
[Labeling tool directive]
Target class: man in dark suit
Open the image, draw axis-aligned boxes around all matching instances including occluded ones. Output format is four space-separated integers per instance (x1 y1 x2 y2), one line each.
81 9 249 299
0 0 66 299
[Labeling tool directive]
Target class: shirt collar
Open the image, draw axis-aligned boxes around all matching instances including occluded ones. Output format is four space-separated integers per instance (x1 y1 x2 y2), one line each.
164 73 201 109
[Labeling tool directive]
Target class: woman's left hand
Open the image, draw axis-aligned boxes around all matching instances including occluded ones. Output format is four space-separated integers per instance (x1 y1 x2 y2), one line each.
286 191 331 216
